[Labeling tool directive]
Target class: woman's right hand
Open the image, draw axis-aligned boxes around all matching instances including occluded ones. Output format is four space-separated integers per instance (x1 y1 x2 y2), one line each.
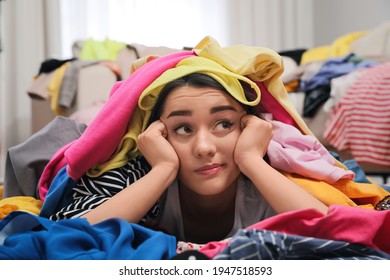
137 120 180 172
83 120 180 225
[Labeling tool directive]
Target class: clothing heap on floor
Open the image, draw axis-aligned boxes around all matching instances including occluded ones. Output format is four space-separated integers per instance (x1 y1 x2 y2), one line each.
1 36 390 260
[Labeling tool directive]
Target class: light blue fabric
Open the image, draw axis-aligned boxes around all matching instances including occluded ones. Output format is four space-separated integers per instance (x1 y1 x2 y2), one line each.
329 151 390 191
329 151 370 183
343 159 371 183
0 211 176 260
343 159 390 192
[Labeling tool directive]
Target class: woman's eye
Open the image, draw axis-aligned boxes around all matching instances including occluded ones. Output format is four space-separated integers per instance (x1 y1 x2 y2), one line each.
174 125 192 135
215 120 233 131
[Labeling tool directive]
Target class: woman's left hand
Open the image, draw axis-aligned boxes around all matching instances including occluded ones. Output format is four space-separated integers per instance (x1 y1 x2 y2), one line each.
233 115 328 215
233 114 273 167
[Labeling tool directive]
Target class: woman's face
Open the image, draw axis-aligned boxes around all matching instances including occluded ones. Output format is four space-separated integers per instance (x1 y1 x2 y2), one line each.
160 86 246 196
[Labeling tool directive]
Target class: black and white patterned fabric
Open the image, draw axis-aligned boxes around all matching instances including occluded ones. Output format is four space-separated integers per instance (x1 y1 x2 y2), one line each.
214 229 390 260
50 156 152 220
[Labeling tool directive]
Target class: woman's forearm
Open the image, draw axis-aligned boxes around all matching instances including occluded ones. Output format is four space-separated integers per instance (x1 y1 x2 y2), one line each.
239 156 328 215
81 164 177 224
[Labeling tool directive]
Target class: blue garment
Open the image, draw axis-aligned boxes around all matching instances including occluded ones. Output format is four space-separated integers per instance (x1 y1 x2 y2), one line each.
301 53 377 92
381 185 390 192
343 159 371 183
329 151 390 191
40 165 76 218
329 151 370 183
0 211 176 260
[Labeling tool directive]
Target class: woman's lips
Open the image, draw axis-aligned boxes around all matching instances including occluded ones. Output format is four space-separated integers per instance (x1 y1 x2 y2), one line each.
195 164 224 175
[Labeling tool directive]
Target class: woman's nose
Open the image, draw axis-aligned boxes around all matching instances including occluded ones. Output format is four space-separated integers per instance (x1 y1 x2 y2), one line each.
194 130 216 158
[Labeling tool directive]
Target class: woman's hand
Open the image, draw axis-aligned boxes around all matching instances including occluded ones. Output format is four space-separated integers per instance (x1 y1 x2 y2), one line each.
84 120 180 225
137 120 180 172
234 114 273 169
233 115 328 215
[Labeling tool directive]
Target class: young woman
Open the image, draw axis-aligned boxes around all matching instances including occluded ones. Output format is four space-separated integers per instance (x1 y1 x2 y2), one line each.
82 73 327 244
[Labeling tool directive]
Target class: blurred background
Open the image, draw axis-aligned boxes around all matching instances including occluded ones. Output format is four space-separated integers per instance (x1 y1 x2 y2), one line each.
1 0 389 180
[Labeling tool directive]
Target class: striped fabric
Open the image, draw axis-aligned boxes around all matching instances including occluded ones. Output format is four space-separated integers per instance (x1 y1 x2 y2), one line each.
49 156 151 220
324 62 390 167
214 229 390 260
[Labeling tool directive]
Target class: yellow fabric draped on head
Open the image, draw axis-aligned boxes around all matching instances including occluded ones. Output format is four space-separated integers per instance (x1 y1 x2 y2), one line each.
86 35 315 177
86 55 261 177
138 56 261 128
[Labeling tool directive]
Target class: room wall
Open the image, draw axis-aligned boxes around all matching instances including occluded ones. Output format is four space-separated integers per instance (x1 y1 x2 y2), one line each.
226 0 314 51
0 0 61 179
0 0 46 180
312 0 390 46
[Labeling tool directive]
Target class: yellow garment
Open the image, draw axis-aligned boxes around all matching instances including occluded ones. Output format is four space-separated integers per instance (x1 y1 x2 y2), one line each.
130 55 159 73
194 36 313 138
0 184 42 219
87 55 262 177
79 38 126 61
139 56 261 121
84 36 388 209
0 204 19 219
301 31 368 64
0 196 42 219
88 35 350 177
300 45 331 65
284 172 389 209
48 62 70 115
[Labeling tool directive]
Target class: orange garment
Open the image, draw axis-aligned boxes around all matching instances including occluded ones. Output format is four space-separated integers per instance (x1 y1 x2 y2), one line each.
0 185 43 219
283 172 389 209
0 204 19 219
284 80 299 92
99 61 122 80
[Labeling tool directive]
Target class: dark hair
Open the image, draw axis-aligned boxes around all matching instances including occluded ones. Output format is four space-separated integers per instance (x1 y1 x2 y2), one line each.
146 72 269 164
147 73 259 126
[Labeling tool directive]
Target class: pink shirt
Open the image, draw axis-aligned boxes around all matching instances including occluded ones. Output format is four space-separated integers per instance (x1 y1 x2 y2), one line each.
265 114 355 183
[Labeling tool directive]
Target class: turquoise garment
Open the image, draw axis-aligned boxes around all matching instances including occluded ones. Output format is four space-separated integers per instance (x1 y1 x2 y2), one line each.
0 211 176 260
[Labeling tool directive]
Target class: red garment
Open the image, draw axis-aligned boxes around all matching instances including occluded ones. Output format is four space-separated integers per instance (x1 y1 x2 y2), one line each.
257 82 298 128
324 62 390 167
200 205 390 258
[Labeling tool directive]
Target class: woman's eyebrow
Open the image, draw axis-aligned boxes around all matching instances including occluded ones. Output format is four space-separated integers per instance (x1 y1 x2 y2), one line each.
210 105 238 114
167 110 192 118
167 105 237 118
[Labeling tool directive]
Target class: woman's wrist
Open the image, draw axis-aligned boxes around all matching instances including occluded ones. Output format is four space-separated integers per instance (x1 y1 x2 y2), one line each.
151 163 178 187
237 154 268 177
